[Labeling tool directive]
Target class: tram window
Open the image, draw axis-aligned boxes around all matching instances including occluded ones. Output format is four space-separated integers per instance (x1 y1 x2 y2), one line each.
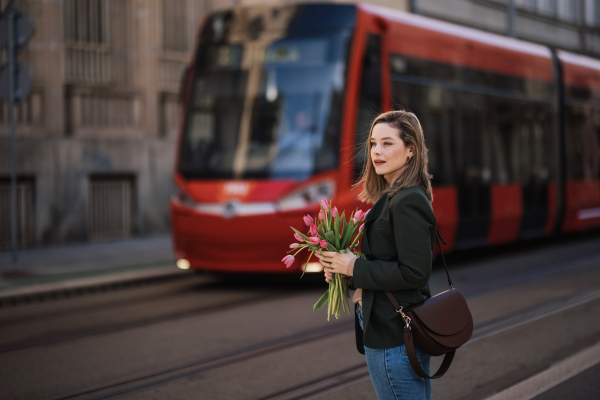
565 105 600 179
354 34 381 183
390 82 453 185
484 98 553 185
389 53 554 187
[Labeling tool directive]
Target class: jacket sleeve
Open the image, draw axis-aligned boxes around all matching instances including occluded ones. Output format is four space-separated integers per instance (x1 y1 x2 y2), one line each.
352 191 433 291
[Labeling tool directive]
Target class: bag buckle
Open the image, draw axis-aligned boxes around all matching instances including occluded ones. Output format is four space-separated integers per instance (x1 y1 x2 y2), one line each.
396 306 411 329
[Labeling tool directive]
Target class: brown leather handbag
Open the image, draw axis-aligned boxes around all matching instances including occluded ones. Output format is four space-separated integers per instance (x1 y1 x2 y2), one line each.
385 230 473 379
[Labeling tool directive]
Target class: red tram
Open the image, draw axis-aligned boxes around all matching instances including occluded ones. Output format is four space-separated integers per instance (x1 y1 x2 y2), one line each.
170 3 600 273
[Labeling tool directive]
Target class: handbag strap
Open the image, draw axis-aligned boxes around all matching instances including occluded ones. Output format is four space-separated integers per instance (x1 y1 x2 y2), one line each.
383 228 455 379
404 327 455 379
435 229 453 288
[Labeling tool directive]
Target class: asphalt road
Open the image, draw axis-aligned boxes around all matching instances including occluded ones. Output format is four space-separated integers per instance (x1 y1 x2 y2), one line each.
1 232 600 400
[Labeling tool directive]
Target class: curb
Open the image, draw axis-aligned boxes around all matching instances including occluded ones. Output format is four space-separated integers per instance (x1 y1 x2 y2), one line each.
0 266 192 306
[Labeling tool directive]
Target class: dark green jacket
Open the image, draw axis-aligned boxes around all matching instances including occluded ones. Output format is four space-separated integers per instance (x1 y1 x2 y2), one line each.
353 184 436 352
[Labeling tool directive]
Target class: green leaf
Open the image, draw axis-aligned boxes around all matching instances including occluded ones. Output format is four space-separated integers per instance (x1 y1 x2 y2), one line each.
341 218 354 248
300 251 315 279
313 288 329 312
324 231 338 251
317 224 325 237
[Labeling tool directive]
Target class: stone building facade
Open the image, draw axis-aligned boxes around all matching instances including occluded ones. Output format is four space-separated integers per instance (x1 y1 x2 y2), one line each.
0 0 597 248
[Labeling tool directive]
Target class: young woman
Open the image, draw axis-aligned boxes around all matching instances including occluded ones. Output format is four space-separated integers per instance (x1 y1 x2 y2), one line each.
316 111 436 400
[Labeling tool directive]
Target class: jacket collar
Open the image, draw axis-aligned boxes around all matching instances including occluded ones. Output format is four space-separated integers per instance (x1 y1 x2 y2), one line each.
363 193 390 228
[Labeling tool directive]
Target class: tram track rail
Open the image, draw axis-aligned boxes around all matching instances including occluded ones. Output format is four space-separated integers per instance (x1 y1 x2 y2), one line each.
0 270 193 309
0 290 293 355
48 320 356 400
0 278 214 327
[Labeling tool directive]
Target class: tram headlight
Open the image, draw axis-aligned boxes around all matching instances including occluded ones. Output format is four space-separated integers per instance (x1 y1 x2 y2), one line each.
176 259 191 270
304 262 323 273
277 180 335 212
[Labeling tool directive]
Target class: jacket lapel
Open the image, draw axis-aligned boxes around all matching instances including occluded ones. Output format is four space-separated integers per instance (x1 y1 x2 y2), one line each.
364 194 388 229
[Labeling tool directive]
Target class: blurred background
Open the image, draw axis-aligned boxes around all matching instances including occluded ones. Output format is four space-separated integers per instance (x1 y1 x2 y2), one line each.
1 0 599 250
1 1 600 399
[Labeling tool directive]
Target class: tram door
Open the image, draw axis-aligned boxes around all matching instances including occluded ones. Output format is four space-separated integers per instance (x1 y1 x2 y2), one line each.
518 107 552 239
452 93 491 249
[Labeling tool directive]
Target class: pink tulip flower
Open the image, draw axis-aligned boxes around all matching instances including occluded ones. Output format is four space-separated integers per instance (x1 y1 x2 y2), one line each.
303 214 314 226
282 255 295 268
359 223 365 232
294 233 304 242
353 209 365 223
321 199 329 210
309 236 320 245
289 243 299 249
319 210 324 221
365 208 371 216
310 224 318 236
320 240 328 249
332 206 338 218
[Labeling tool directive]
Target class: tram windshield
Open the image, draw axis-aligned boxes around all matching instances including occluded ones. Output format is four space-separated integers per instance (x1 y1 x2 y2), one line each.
179 32 350 180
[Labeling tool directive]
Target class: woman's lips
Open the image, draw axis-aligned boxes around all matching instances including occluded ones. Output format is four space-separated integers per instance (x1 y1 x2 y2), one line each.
374 160 385 166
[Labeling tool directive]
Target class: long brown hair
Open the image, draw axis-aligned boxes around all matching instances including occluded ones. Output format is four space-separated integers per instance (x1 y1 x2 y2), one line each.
353 110 433 204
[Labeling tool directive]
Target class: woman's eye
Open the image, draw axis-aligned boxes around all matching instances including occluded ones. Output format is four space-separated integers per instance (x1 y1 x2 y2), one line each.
384 142 392 146
370 143 375 147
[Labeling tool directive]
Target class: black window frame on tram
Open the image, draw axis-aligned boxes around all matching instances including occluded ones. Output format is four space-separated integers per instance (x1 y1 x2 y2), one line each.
388 54 556 189
563 85 600 181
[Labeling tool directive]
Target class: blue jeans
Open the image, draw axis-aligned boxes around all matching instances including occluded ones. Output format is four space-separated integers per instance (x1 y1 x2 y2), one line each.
357 305 432 400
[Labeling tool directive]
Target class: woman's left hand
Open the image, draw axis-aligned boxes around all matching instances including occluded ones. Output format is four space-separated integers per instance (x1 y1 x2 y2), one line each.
316 248 357 282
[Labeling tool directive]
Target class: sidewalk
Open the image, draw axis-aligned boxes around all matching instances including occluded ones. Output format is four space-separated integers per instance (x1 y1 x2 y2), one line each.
0 235 189 301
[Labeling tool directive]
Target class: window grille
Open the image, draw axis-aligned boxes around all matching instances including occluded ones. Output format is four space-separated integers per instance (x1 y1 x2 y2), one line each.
162 0 189 52
89 177 133 240
80 95 135 127
64 0 111 84
0 91 43 126
0 179 35 250
160 93 179 138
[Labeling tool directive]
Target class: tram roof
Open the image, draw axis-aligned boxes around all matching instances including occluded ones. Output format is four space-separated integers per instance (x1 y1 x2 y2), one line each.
359 3 551 60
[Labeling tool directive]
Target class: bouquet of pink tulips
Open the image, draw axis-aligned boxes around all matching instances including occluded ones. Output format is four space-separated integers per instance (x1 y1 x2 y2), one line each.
282 199 369 320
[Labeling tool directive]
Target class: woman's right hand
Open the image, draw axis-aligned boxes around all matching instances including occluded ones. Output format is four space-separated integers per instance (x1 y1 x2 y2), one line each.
323 267 333 283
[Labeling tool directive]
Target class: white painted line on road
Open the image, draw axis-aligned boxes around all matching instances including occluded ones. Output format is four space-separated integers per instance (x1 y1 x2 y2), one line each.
484 340 600 400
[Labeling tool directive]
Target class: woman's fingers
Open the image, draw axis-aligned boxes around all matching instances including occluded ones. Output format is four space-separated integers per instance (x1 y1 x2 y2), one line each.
323 270 332 283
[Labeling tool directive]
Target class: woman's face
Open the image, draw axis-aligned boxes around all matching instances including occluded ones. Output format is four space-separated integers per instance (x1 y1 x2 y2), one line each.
370 123 414 185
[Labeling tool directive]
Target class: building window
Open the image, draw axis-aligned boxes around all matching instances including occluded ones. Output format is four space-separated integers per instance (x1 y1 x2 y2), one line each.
594 0 600 26
557 0 579 22
64 0 111 84
0 178 35 250
162 0 189 52
89 176 134 240
537 0 558 17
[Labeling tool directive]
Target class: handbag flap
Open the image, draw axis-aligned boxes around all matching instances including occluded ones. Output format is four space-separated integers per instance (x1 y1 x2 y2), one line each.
407 288 471 336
